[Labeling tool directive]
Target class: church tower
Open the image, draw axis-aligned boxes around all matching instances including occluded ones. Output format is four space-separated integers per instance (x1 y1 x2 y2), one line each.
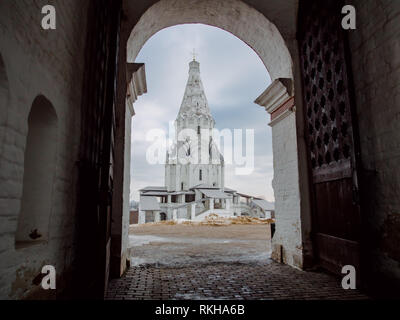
165 59 224 192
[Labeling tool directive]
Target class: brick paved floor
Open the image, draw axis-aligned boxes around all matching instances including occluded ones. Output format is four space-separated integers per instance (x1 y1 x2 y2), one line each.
106 224 368 300
106 260 368 300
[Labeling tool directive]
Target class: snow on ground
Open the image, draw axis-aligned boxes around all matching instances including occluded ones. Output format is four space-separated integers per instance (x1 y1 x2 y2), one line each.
128 224 272 267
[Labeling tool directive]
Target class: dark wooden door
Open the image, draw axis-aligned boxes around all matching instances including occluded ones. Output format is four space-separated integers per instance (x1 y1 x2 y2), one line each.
75 0 121 298
298 0 362 276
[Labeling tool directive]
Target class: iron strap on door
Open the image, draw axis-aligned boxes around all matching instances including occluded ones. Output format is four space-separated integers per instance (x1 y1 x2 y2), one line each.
298 0 362 276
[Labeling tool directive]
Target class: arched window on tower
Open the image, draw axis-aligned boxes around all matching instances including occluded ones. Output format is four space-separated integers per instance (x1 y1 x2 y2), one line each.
199 169 202 181
15 95 58 249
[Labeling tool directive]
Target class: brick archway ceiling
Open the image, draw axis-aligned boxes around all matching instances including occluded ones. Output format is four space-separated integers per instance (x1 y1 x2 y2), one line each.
125 0 295 81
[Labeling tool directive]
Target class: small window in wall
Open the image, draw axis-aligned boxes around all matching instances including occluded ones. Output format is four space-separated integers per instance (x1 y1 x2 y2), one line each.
197 126 200 135
171 195 177 203
181 182 184 190
199 169 202 181
15 95 58 249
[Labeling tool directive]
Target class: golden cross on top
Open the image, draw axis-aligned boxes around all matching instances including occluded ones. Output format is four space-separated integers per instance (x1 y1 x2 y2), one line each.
191 48 197 61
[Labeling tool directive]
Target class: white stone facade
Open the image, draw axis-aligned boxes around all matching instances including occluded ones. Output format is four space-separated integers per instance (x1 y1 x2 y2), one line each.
165 60 224 192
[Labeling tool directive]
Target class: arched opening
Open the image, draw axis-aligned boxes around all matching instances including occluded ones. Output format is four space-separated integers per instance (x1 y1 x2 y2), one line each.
160 212 167 221
15 95 58 248
128 21 275 273
120 0 304 274
127 0 293 81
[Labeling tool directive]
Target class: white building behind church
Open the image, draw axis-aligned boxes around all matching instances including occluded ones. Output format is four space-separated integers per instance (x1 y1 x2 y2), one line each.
138 59 273 224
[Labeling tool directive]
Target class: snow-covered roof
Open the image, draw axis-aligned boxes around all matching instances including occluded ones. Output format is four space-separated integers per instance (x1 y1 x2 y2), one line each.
169 191 196 195
237 192 261 199
191 184 219 190
141 190 196 196
199 189 231 199
139 186 167 192
141 191 169 196
223 187 237 193
251 199 275 211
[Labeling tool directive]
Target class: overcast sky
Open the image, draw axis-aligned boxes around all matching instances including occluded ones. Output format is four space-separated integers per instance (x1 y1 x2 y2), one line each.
131 24 274 202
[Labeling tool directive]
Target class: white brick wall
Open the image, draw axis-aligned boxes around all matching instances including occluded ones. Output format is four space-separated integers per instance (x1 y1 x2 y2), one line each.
0 0 89 299
270 112 303 269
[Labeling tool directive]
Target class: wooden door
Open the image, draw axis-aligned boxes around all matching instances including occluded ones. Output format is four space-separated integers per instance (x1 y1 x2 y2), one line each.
298 0 362 276
75 0 121 298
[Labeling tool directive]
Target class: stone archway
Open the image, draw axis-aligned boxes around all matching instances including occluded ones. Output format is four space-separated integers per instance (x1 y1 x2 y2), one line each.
112 0 313 277
126 0 293 81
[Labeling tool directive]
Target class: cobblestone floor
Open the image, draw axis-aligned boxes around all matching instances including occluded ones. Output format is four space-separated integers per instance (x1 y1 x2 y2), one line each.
106 261 368 300
106 224 368 300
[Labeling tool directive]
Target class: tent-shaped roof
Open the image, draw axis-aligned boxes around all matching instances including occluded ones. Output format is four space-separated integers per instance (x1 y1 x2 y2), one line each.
177 60 212 120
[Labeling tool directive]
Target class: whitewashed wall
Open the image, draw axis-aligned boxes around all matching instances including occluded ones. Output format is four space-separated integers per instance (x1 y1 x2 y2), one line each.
0 0 89 298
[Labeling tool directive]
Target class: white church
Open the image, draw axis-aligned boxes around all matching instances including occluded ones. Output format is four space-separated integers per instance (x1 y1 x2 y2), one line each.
138 58 274 224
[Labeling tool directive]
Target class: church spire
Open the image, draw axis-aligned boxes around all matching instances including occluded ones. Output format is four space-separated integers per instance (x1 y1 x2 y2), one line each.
177 59 212 120
191 48 197 61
